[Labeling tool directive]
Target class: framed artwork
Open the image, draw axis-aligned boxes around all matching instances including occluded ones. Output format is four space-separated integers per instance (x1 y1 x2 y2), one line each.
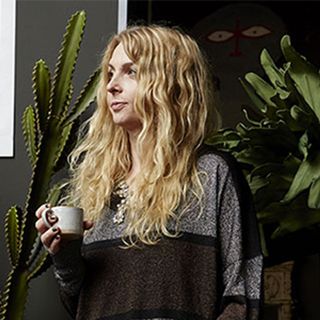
0 0 15 157
0 0 127 158
118 0 128 32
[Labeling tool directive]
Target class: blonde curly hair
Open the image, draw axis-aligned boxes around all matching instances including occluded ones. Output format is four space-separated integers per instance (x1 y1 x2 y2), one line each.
67 25 220 245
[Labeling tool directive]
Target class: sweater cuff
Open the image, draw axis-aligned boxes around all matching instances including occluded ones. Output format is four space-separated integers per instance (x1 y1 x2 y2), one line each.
51 238 83 268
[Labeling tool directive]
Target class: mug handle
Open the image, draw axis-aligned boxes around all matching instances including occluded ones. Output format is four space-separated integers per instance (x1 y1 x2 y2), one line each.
41 208 57 228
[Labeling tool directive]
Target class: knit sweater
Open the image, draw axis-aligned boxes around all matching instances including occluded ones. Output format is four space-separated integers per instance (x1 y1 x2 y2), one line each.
52 148 263 320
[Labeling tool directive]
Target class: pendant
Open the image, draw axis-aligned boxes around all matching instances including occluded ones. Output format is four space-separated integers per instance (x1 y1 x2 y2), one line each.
113 181 129 225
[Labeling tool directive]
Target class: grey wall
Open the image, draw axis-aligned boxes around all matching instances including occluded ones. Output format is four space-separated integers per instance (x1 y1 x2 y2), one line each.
0 1 118 319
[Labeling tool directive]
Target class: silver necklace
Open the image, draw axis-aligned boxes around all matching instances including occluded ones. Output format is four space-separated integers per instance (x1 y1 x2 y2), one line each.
113 181 129 224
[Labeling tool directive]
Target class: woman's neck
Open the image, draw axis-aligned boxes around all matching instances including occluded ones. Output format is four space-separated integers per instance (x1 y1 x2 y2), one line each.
127 130 141 186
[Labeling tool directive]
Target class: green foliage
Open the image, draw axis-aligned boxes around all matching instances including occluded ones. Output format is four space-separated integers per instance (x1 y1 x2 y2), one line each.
206 35 320 257
0 11 100 319
22 106 38 167
4 207 22 267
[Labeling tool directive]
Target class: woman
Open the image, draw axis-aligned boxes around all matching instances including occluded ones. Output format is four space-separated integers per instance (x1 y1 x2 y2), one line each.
36 25 262 320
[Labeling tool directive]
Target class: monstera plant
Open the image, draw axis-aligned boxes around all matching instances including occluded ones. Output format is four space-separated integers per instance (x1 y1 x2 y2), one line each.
0 11 100 319
206 35 320 263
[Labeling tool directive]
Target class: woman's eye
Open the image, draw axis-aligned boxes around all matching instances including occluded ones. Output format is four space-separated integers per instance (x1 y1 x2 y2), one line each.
107 71 113 82
128 69 136 76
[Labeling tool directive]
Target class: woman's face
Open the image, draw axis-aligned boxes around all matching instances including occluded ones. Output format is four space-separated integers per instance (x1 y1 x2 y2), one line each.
107 43 141 133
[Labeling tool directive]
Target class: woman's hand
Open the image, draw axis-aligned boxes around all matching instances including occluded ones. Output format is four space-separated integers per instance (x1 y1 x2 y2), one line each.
35 204 93 255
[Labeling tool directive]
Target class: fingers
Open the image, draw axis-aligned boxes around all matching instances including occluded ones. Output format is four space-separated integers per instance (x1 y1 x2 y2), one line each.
35 217 58 235
35 218 48 234
35 204 93 255
49 234 62 255
35 203 61 254
35 203 50 218
35 203 58 234
40 226 61 255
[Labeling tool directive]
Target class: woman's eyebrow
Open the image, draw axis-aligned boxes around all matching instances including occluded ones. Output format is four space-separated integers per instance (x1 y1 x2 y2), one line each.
108 62 135 70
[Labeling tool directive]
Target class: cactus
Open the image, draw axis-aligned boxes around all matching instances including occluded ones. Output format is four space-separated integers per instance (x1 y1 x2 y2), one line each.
0 11 101 319
206 35 320 257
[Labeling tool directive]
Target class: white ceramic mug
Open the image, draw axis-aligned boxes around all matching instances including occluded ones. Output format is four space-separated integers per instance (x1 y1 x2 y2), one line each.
42 206 84 240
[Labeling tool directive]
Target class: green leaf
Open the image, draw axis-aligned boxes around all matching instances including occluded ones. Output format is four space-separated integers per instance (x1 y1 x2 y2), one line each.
276 109 304 132
53 123 73 169
260 49 289 99
235 146 283 166
254 173 292 212
308 177 320 209
257 202 286 224
245 72 278 108
27 251 51 281
298 131 311 159
241 125 298 154
63 68 101 126
258 224 268 257
248 174 269 195
46 181 68 205
59 81 74 123
271 202 320 239
50 11 86 120
32 59 51 133
22 106 38 167
250 163 285 179
205 129 242 151
281 35 320 120
239 77 267 114
290 105 316 128
0 270 14 318
284 71 312 113
249 157 299 211
4 207 21 267
282 152 320 203
0 269 29 319
242 108 261 127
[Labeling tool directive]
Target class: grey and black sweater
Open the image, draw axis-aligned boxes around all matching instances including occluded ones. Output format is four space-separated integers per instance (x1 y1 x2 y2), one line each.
52 148 263 320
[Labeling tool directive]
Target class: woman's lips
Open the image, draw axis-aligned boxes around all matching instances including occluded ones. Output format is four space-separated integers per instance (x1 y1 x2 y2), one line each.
111 101 127 111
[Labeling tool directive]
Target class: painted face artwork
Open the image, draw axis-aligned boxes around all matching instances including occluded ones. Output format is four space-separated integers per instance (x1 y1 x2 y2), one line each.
192 3 287 127
107 43 141 133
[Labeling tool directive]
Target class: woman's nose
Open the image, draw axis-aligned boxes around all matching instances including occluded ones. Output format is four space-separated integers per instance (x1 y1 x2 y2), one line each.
107 75 122 94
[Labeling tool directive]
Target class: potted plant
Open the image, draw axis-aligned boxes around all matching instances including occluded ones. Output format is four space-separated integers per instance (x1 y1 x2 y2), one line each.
0 11 100 320
206 34 320 265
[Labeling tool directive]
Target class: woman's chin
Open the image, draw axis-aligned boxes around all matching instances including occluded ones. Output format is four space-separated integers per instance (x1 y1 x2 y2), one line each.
112 118 142 133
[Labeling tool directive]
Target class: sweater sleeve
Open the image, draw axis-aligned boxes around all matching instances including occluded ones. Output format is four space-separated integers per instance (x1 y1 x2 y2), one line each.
51 239 85 318
216 154 263 320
